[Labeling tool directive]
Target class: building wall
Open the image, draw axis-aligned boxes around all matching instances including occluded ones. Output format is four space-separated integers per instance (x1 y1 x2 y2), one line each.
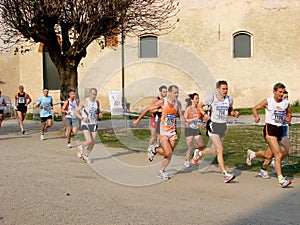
1 0 299 113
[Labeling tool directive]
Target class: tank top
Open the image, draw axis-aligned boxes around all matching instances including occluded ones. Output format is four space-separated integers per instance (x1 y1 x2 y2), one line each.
17 93 27 106
203 94 233 123
186 105 202 129
265 97 289 126
160 98 179 135
65 98 78 119
152 96 162 122
81 98 98 126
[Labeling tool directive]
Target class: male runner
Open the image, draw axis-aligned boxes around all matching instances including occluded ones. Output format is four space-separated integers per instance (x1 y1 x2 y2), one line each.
62 89 79 148
192 80 239 183
147 85 167 150
0 90 7 128
246 83 292 188
35 88 53 140
74 88 103 163
15 85 32 134
247 84 292 188
133 85 186 180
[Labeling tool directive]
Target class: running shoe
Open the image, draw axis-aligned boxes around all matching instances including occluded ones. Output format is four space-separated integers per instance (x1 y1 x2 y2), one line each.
67 143 72 149
184 160 190 168
157 170 170 180
77 145 83 158
224 173 236 183
192 149 202 165
258 168 270 179
40 134 45 140
278 177 292 188
147 145 156 162
246 149 255 166
21 129 25 134
82 154 93 163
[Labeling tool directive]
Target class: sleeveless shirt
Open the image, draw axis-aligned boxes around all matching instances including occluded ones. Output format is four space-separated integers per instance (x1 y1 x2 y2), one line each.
81 98 98 126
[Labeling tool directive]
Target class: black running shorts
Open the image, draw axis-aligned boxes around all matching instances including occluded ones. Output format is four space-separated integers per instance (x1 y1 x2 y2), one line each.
263 123 283 141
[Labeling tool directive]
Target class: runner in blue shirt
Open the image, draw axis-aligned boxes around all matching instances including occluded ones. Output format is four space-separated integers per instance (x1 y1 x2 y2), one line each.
35 88 53 140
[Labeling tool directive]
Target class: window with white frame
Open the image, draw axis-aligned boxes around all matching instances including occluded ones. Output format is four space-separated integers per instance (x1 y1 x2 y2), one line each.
139 35 158 58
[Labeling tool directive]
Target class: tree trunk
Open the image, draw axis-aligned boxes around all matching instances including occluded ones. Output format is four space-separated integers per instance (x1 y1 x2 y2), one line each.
58 62 78 102
57 61 78 133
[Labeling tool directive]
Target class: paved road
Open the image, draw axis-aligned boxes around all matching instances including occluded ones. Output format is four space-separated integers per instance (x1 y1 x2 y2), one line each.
0 118 300 225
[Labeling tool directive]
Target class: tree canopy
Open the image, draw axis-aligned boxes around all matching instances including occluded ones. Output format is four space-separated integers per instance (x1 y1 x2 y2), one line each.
0 0 179 100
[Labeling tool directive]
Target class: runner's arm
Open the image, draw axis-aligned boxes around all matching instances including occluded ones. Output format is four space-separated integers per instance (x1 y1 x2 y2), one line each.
74 100 86 120
252 99 267 123
183 107 193 123
150 97 160 113
96 100 103 119
228 106 239 118
25 94 32 106
34 98 42 108
61 100 69 114
198 101 210 121
285 104 292 124
177 102 187 125
132 99 163 127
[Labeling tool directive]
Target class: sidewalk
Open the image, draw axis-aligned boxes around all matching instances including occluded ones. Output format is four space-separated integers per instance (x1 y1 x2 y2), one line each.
0 117 300 225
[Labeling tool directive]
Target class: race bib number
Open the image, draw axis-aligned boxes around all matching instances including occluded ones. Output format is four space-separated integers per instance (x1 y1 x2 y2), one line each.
18 97 26 104
89 109 98 124
43 104 50 110
69 102 77 117
189 114 200 129
216 106 228 121
165 114 176 127
274 110 285 124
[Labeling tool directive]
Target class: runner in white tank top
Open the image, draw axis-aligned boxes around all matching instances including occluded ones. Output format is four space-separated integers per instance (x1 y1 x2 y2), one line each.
62 89 79 148
249 83 292 188
74 88 103 163
265 96 289 126
192 80 239 184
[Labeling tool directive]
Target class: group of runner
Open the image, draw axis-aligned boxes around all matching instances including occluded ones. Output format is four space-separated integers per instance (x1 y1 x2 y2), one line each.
133 81 292 188
1 85 101 164
1 81 293 188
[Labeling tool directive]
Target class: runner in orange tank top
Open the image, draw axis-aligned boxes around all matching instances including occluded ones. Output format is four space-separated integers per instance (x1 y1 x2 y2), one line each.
133 85 186 180
183 93 204 167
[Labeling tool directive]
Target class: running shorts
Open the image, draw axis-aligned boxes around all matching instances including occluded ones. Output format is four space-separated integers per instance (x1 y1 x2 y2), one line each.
40 115 53 122
17 105 27 113
157 131 177 141
263 123 283 141
206 120 227 138
282 125 288 137
66 117 79 128
150 115 157 129
185 127 201 137
82 124 98 132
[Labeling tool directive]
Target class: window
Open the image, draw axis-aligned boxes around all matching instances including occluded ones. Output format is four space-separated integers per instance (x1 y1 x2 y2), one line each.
233 32 252 58
43 45 60 90
139 35 158 58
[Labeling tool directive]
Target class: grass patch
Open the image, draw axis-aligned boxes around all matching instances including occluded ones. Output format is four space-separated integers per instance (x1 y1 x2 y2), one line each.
97 125 300 177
